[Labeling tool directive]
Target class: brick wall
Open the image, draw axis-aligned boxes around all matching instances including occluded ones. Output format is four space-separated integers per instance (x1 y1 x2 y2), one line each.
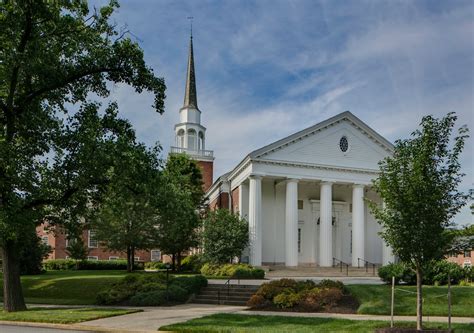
197 160 213 192
446 250 473 267
231 187 239 213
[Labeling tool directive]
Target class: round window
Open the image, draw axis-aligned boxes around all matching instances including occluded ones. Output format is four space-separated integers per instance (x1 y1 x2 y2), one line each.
339 136 349 152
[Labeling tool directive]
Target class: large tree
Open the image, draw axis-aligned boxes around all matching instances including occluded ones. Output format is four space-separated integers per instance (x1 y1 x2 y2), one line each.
370 113 468 330
202 209 249 264
156 154 204 271
92 142 162 272
0 0 165 311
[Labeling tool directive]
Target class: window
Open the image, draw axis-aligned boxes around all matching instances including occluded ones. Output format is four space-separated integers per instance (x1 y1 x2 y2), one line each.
151 250 161 262
298 228 302 253
41 235 49 245
339 136 349 152
198 132 204 150
134 257 140 262
88 230 98 248
87 256 98 260
109 256 120 260
464 250 471 258
298 200 304 210
177 129 185 148
187 129 197 150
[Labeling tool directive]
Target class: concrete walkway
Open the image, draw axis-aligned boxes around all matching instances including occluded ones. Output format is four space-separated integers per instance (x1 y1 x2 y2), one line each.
75 303 244 332
208 276 383 285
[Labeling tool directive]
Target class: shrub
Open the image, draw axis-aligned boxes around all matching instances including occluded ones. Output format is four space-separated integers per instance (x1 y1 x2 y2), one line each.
247 294 270 309
129 290 168 306
20 229 51 275
144 261 168 270
95 273 207 305
200 263 265 279
273 289 301 309
317 279 347 293
256 279 299 300
181 254 205 273
43 259 144 271
378 263 406 284
424 261 465 285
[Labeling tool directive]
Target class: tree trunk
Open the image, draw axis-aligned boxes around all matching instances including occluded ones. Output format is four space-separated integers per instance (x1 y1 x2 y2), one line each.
2 241 27 312
416 265 423 330
131 245 135 272
126 246 132 273
171 254 176 272
177 252 182 272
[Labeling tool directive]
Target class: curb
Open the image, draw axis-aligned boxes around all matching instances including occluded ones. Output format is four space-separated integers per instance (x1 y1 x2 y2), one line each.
0 320 171 333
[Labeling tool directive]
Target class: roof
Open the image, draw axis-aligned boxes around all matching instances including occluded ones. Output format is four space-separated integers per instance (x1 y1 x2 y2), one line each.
183 35 198 109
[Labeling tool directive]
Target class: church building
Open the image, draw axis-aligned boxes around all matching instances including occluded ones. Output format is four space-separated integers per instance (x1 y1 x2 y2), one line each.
173 34 396 268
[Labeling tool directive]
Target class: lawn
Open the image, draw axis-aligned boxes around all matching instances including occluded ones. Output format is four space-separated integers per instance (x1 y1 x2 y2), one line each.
159 314 474 333
0 307 140 324
347 284 474 317
0 270 128 305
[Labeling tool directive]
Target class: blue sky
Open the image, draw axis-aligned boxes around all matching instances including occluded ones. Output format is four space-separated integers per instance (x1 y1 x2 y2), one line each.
94 0 473 225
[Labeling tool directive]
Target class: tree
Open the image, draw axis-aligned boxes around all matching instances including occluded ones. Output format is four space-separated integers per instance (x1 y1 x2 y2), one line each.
92 143 162 272
19 226 51 275
0 1 165 311
370 113 469 330
156 154 204 271
202 209 249 264
65 237 89 268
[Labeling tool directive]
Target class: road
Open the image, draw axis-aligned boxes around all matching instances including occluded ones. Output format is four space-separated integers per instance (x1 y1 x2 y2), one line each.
0 324 94 333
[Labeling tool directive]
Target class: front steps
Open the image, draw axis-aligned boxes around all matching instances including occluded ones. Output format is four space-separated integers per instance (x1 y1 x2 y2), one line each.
265 265 379 278
193 284 259 306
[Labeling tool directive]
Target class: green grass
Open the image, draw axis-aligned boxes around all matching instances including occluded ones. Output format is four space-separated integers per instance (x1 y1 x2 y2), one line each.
347 284 474 317
0 307 140 324
159 313 474 333
1 270 128 305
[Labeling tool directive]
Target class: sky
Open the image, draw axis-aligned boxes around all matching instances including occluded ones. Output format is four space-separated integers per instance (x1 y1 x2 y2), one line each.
93 0 473 225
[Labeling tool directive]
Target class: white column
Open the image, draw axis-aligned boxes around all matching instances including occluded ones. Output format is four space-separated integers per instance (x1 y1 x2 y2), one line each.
238 182 249 219
248 175 262 266
352 184 365 267
285 179 299 267
319 182 333 267
381 201 395 265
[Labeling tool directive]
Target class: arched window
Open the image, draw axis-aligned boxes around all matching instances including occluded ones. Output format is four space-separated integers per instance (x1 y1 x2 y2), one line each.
198 131 205 150
187 129 197 151
176 129 185 148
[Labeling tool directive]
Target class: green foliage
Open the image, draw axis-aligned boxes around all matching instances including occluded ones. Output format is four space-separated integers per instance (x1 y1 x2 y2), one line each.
144 261 168 270
155 154 204 270
378 261 470 285
202 209 249 264
273 289 301 308
43 259 143 271
249 279 346 311
65 238 89 262
19 228 51 275
0 0 166 310
181 254 205 273
370 113 469 268
96 273 207 306
200 263 265 279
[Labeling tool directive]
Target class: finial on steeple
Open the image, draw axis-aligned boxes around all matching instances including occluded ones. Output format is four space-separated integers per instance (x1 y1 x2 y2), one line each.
183 18 198 109
187 16 193 38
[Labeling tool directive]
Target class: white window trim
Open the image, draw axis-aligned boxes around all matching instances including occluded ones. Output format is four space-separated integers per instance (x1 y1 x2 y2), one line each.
109 256 120 261
88 230 98 248
41 235 49 245
87 256 98 260
134 256 140 262
151 250 161 262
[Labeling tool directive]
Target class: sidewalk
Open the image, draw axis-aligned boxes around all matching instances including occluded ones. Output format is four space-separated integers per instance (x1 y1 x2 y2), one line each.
208 276 383 285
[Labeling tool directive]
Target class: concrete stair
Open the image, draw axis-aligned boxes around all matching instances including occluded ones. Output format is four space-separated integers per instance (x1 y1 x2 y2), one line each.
265 265 379 278
192 284 259 306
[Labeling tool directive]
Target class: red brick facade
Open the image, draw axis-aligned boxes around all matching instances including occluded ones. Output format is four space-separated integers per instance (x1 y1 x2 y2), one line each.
37 224 168 262
231 187 239 213
197 160 213 192
447 250 473 268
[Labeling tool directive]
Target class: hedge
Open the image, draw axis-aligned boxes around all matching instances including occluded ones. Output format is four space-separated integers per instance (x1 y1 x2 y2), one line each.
144 261 168 270
43 259 144 271
378 261 473 285
96 273 207 306
200 263 265 279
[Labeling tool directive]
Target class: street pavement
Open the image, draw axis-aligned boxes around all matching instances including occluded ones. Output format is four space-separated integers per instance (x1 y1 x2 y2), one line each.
0 324 93 333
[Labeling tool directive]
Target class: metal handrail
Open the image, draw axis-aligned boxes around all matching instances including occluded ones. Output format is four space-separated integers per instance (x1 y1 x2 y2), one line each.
332 257 349 276
357 257 377 276
218 275 241 305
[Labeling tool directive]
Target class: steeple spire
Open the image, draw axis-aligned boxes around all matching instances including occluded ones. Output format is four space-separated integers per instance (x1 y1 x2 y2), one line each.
183 32 198 109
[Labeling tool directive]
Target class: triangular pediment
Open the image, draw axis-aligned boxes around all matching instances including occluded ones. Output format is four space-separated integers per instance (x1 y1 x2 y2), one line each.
249 111 393 171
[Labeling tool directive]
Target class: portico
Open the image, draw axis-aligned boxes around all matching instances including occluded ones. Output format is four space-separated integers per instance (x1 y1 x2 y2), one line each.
206 111 397 269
